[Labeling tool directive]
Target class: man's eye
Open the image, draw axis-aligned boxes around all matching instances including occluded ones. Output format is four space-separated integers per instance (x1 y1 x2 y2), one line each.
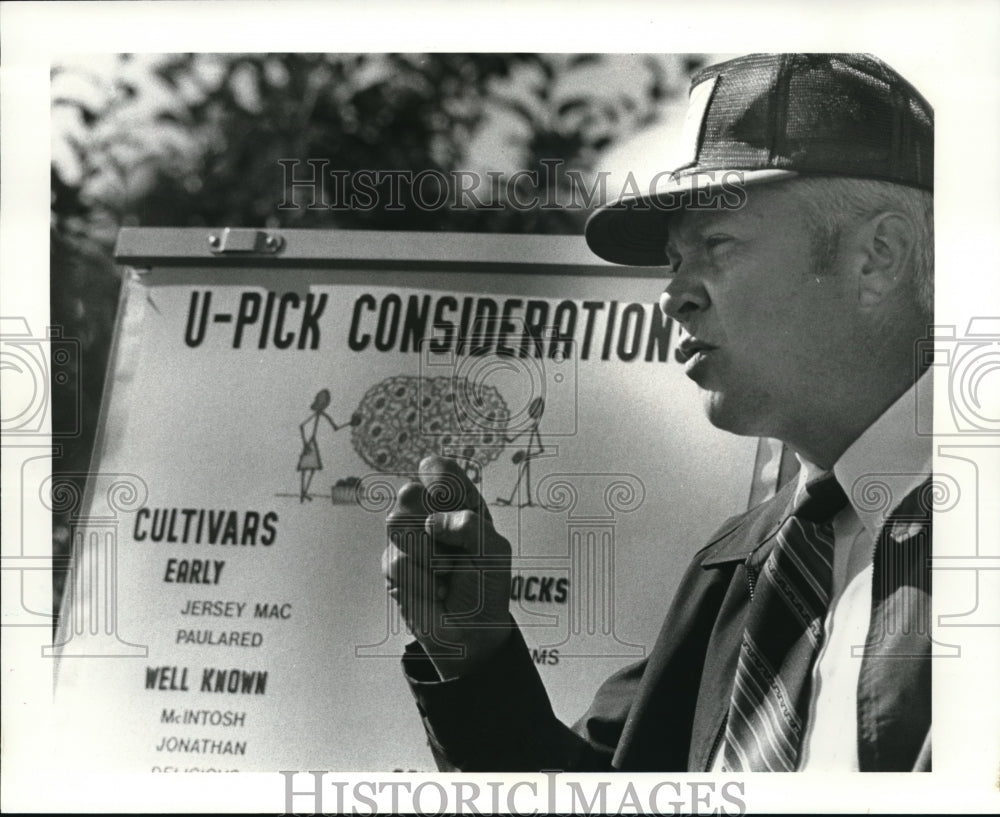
705 236 731 250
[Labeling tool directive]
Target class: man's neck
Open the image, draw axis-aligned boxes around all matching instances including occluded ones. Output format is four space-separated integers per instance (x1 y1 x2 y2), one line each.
786 364 927 470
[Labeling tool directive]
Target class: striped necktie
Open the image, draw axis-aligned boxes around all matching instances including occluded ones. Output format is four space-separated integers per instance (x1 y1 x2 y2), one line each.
721 472 848 772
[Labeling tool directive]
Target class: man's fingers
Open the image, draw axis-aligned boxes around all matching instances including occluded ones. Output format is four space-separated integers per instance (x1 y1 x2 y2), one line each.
388 479 428 519
425 509 498 558
383 546 449 635
383 542 451 596
418 455 493 523
387 481 432 560
397 586 438 637
385 461 504 620
383 541 430 584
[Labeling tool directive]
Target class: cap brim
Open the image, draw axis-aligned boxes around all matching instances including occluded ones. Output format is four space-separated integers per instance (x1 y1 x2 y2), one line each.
585 168 798 267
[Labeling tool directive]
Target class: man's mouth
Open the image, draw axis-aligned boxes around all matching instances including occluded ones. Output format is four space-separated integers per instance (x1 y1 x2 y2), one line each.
674 337 719 365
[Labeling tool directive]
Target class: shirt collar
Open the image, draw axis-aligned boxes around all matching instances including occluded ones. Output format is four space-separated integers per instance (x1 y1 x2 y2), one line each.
795 368 933 540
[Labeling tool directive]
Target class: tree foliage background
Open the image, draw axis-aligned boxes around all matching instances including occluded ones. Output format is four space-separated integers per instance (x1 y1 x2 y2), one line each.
50 52 706 613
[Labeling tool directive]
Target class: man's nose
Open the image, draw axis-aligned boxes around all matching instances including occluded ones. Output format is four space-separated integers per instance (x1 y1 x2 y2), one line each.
660 273 709 323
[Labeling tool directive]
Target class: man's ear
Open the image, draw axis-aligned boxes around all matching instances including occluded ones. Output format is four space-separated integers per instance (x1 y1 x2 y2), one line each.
856 211 916 308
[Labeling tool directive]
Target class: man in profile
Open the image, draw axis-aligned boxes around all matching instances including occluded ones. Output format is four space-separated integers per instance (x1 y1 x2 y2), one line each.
383 53 933 772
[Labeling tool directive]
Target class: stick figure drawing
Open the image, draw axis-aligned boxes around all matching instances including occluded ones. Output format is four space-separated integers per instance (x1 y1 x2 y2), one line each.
297 389 342 503
495 397 546 508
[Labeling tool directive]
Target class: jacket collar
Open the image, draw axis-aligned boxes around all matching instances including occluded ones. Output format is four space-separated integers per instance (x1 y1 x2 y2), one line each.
700 477 798 566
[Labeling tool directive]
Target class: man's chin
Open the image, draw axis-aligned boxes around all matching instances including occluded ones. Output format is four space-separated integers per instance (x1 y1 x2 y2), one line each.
700 389 764 437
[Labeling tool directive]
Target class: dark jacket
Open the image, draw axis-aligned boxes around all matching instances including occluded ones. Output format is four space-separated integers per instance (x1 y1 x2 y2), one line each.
403 478 932 772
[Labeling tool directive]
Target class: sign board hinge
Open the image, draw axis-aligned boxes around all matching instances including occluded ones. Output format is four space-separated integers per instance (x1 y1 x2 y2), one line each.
207 228 284 255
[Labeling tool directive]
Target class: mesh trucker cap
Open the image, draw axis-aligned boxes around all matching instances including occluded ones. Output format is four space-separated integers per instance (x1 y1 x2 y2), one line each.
585 53 934 267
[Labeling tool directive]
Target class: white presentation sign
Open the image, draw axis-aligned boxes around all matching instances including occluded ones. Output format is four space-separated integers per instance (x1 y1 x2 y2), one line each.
52 229 778 772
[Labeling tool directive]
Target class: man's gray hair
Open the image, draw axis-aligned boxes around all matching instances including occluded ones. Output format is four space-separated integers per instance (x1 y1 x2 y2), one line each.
785 177 934 317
